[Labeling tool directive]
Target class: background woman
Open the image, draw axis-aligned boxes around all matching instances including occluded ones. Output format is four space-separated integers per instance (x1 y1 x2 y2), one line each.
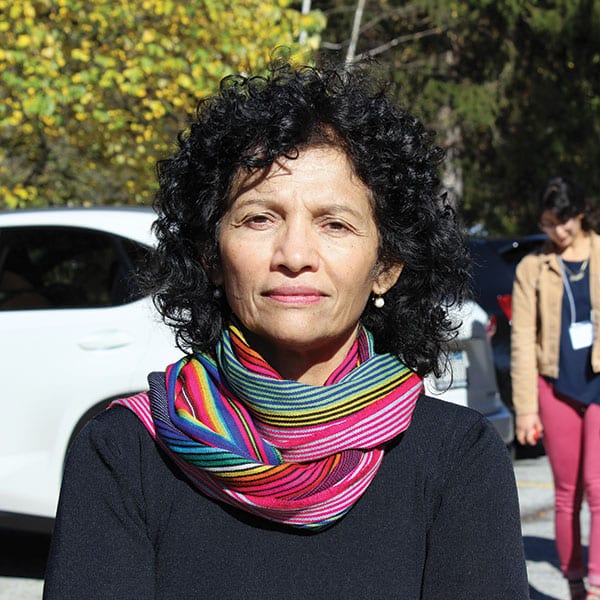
512 176 600 600
44 63 528 599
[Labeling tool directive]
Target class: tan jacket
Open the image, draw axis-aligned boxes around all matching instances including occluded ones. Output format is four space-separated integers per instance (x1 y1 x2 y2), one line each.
511 232 600 415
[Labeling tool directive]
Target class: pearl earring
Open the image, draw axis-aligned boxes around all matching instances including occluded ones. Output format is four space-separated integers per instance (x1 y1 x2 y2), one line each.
213 288 223 299
373 295 385 308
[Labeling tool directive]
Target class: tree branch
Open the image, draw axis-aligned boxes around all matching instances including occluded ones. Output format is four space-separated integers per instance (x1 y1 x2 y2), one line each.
345 0 367 66
351 27 444 63
320 7 430 52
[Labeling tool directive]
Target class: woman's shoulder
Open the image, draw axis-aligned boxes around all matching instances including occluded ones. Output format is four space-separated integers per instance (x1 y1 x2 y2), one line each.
82 403 152 443
515 249 544 275
65 404 182 516
406 395 510 465
412 394 490 434
68 403 161 477
401 395 515 499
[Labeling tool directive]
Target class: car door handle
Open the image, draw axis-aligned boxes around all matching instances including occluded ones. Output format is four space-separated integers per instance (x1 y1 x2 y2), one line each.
77 330 135 350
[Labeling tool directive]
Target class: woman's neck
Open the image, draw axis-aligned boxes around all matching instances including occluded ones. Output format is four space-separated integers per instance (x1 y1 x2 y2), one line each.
247 329 359 386
559 231 591 261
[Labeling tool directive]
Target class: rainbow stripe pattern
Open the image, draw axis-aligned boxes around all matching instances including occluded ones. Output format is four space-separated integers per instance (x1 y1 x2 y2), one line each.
114 324 422 530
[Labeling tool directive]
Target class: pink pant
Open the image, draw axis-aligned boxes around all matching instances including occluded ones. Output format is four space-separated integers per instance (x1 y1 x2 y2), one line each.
539 376 600 584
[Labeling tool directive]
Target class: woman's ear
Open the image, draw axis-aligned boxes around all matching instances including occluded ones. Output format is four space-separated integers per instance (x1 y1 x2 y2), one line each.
372 262 403 296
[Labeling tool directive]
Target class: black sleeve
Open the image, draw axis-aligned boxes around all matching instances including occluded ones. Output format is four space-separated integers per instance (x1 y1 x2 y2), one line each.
421 416 529 599
43 408 156 600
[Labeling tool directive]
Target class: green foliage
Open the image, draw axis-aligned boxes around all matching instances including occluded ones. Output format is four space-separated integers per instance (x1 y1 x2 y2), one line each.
316 0 600 235
4 0 599 235
0 0 325 209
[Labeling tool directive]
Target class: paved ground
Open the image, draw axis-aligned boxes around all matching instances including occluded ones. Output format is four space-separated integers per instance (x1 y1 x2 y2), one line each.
516 455 590 600
0 579 42 600
0 454 586 599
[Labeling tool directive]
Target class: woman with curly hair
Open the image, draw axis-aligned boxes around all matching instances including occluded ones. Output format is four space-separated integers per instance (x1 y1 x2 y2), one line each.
44 63 528 599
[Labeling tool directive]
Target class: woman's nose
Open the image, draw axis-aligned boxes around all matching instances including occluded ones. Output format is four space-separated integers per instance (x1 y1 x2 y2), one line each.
272 222 319 273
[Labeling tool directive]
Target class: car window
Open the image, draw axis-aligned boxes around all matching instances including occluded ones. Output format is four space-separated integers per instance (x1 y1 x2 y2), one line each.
0 226 151 310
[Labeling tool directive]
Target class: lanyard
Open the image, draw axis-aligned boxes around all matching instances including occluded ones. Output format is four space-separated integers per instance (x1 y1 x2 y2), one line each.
557 256 579 325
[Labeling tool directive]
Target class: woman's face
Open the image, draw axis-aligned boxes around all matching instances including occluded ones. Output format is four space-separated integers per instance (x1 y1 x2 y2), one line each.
539 209 585 251
216 146 402 366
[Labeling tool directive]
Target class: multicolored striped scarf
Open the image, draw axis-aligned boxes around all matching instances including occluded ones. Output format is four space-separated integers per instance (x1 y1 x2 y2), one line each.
114 324 422 530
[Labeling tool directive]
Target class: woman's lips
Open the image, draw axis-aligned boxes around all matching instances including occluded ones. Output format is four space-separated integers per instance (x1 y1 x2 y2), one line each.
265 287 326 305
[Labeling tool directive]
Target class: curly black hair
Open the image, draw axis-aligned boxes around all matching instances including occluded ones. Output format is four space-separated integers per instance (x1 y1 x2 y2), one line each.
141 62 470 377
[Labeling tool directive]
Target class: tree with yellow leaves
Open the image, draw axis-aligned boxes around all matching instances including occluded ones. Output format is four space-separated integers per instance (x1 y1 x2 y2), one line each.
0 0 325 208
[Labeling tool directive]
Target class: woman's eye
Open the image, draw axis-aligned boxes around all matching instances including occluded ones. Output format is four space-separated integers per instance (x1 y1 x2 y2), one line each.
324 220 351 233
245 214 272 227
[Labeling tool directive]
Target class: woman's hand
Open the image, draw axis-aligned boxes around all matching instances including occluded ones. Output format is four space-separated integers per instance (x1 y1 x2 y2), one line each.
515 413 543 446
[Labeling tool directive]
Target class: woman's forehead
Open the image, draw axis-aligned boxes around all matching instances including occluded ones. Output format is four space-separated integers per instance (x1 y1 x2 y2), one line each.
227 145 371 208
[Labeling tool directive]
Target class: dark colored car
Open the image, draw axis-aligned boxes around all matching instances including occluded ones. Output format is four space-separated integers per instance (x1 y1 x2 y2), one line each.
468 235 548 456
491 234 549 272
468 239 515 409
468 234 548 411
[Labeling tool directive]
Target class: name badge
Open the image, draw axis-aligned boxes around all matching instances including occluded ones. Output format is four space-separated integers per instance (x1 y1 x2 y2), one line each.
569 321 594 350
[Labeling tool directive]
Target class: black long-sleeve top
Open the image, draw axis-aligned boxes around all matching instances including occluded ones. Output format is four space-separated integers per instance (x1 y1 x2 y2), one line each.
44 395 529 599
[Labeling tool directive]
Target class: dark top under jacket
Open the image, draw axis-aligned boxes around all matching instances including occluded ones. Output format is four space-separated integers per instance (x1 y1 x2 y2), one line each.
43 395 529 600
555 262 600 404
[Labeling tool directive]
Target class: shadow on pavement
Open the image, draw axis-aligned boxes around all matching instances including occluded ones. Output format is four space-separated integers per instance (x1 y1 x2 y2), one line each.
524 535 589 600
524 536 561 599
0 528 50 579
523 535 561 569
528 585 562 600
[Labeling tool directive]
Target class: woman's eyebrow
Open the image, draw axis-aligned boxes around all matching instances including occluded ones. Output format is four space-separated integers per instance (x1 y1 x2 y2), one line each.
232 198 366 219
227 197 273 212
317 203 365 219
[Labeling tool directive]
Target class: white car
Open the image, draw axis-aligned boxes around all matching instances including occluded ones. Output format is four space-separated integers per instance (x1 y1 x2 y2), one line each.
424 301 514 445
0 207 512 531
0 207 181 532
